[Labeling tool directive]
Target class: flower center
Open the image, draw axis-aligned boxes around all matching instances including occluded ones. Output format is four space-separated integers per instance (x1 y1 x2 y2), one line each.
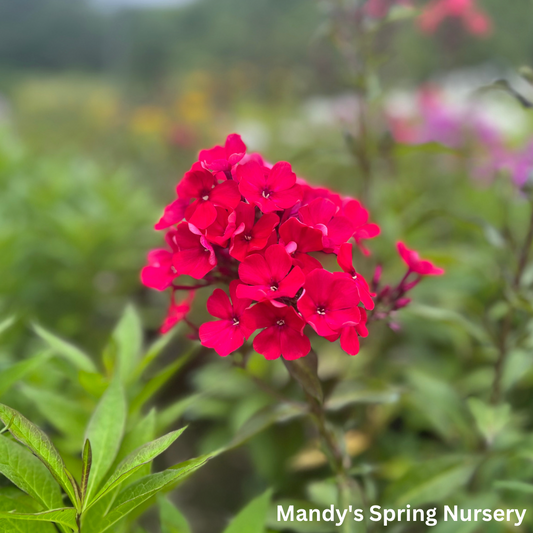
244 234 252 241
353 274 357 280
277 319 285 326
232 317 240 326
170 266 177 274
270 284 278 291
316 307 326 315
202 195 209 201
262 190 271 199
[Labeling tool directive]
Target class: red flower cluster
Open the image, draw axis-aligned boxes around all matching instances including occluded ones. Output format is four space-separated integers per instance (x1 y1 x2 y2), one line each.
141 134 380 360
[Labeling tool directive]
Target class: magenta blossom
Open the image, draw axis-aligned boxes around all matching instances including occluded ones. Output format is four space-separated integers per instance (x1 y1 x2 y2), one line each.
177 167 241 229
199 133 247 173
161 291 195 334
229 203 280 261
140 249 177 291
397 242 445 276
170 223 217 279
236 244 305 305
247 302 311 360
199 281 254 356
238 161 302 213
337 243 375 310
299 197 354 253
298 269 361 337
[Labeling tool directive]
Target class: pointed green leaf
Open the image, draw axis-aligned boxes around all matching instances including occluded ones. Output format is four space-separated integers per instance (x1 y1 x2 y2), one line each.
96 455 212 533
32 324 97 373
0 508 77 529
0 352 51 397
81 440 92 504
223 489 272 533
0 435 63 510
84 378 127 503
88 427 186 510
159 496 191 533
0 404 80 509
112 305 143 382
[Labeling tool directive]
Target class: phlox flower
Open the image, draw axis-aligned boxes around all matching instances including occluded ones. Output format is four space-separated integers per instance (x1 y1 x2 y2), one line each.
140 249 177 291
247 302 311 360
298 269 361 337
177 167 241 229
160 291 195 334
199 280 254 357
229 202 279 261
170 223 217 279
142 133 436 359
199 133 247 173
236 244 305 304
298 198 354 253
337 243 375 310
397 242 445 276
237 161 302 213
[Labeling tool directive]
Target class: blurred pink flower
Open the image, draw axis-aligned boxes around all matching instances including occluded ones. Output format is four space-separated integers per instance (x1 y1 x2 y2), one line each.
419 0 492 36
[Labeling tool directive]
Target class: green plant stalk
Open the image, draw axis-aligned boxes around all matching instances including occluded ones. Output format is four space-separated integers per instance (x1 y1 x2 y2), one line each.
491 201 533 404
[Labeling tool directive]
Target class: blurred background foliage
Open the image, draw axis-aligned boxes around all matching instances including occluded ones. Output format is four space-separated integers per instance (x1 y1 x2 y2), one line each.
1 0 533 532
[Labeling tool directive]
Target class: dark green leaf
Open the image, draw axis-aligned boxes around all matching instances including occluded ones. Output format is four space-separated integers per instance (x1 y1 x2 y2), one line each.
81 440 92 504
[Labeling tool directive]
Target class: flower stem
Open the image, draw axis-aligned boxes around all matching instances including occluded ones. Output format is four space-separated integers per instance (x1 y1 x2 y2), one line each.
491 202 533 404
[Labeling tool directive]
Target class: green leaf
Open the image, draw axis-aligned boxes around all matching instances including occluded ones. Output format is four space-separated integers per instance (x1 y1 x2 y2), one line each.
84 378 127 503
0 404 80 509
32 324 97 373
21 384 88 439
159 496 191 533
95 455 212 533
88 427 186 510
384 456 477 507
0 352 51 397
283 351 323 404
130 350 195 414
223 489 272 533
112 305 143 382
0 316 16 337
0 435 63 510
494 480 533 493
0 508 78 529
0 495 56 533
81 440 92 504
467 398 511 445
114 409 157 467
